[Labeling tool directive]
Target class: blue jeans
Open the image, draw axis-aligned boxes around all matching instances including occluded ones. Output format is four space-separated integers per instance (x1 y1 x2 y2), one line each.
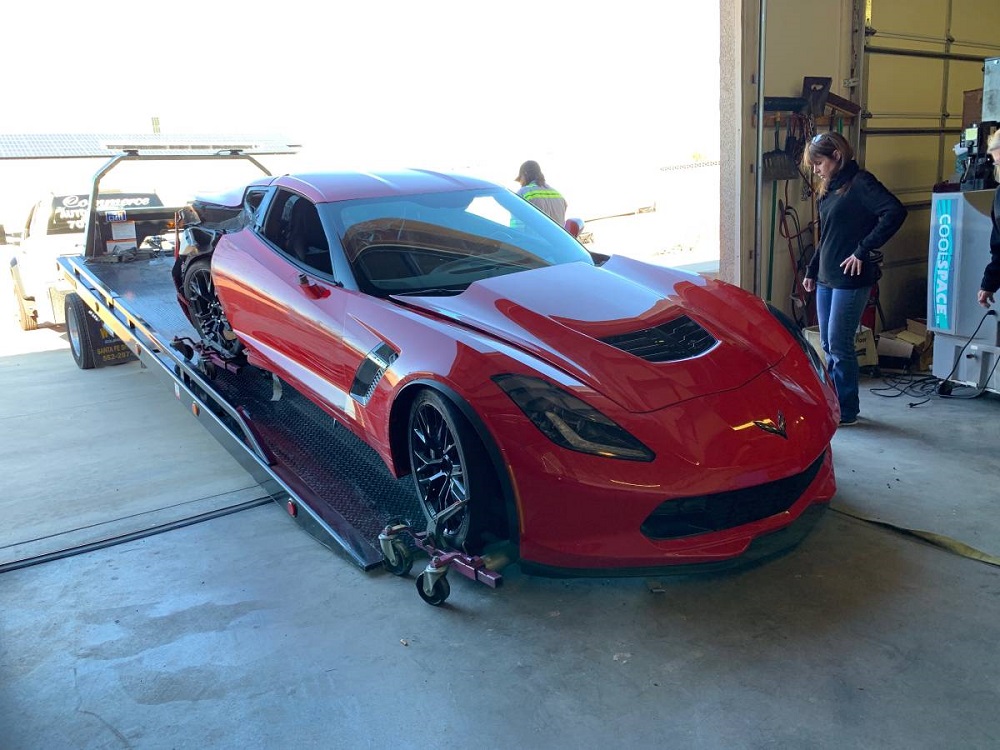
815 284 871 422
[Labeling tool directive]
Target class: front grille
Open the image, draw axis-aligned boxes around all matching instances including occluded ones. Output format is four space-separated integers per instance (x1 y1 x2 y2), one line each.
600 315 715 362
640 451 827 540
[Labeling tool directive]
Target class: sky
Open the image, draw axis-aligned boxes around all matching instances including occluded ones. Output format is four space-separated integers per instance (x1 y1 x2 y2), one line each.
1 0 720 229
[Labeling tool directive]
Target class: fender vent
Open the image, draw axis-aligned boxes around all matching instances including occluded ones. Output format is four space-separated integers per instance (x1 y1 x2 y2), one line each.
350 342 398 405
600 316 715 362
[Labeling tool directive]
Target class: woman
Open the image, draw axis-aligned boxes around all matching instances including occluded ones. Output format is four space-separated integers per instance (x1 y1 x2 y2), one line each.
802 132 906 426
977 130 1000 308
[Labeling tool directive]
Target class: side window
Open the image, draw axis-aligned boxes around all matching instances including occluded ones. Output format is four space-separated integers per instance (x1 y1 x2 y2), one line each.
262 190 297 251
261 190 332 275
244 189 268 231
245 189 264 216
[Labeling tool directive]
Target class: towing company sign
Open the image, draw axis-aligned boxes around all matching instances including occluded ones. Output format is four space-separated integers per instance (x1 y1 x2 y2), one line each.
51 193 162 233
932 196 957 332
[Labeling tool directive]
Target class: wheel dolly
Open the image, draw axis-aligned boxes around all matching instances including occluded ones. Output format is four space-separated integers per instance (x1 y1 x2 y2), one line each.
171 336 245 379
378 522 506 606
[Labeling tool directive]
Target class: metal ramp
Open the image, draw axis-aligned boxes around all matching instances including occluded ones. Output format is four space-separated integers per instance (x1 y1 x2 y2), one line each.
65 256 423 569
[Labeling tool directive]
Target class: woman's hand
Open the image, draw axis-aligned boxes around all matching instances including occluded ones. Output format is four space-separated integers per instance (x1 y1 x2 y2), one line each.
803 277 815 293
840 254 864 276
979 289 995 308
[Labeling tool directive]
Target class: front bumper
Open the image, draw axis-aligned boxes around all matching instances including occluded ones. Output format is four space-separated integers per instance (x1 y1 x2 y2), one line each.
519 502 829 578
489 351 839 573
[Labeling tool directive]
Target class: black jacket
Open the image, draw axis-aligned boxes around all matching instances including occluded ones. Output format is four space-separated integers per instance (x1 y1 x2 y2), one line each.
806 161 907 289
980 186 1000 294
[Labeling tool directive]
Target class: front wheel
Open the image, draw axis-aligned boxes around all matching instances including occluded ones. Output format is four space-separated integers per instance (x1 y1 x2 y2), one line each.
407 390 495 553
182 257 244 358
65 293 96 369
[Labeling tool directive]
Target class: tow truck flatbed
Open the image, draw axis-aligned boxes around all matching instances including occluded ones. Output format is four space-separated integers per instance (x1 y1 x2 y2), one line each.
58 251 424 570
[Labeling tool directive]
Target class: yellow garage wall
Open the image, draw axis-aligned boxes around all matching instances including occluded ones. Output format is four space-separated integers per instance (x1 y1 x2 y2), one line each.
863 135 940 199
762 0 850 98
868 0 948 41
866 56 945 122
951 0 1000 44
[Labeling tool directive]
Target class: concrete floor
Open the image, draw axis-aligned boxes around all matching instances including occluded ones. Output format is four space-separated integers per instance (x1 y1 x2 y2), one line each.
2 303 999 749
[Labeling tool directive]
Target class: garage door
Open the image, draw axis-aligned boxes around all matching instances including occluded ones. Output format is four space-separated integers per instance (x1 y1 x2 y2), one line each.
853 0 1000 326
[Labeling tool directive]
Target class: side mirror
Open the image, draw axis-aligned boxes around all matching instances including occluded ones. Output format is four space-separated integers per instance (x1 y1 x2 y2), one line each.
0 224 6 245
297 272 330 299
564 217 584 238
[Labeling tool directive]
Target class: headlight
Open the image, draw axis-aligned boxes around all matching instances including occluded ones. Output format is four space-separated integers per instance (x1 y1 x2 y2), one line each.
766 303 828 383
492 374 654 462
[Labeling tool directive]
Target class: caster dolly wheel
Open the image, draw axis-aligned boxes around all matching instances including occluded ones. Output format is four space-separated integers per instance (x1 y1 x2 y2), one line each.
415 572 451 606
382 539 414 577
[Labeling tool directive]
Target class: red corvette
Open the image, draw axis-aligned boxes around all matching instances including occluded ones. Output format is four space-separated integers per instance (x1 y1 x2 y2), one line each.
175 170 838 576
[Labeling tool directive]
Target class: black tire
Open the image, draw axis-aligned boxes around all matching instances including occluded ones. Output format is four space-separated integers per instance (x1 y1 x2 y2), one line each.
65 293 96 370
382 540 414 577
407 390 493 552
182 257 244 358
415 573 451 606
11 269 37 331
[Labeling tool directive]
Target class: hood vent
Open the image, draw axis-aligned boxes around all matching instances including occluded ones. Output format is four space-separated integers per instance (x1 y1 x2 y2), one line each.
599 315 716 362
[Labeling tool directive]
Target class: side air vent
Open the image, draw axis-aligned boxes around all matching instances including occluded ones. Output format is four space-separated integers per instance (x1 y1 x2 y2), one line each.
350 342 398 405
600 315 716 362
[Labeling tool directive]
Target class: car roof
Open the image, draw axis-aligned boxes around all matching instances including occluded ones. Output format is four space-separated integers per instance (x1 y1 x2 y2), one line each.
271 169 500 204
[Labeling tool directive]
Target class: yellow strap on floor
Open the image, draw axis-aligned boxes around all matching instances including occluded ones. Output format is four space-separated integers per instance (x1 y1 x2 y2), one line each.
832 507 1000 568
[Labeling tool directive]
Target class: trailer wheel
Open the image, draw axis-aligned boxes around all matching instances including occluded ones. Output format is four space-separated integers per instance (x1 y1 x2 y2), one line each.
182 257 244 358
65 293 96 369
407 390 490 553
11 269 37 331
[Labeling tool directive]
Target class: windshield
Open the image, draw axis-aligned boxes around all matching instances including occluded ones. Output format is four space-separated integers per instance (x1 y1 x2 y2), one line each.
322 187 594 296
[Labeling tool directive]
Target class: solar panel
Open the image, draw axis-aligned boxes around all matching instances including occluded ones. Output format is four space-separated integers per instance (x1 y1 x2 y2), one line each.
0 133 302 159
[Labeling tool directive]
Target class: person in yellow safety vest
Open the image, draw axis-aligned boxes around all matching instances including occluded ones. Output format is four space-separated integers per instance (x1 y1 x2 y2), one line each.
514 160 567 225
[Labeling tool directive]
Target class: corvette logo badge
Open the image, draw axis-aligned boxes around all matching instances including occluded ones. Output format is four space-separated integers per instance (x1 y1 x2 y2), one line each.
753 411 788 439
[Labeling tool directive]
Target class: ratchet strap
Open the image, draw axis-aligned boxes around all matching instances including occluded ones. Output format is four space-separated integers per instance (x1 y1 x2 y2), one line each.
832 506 1000 568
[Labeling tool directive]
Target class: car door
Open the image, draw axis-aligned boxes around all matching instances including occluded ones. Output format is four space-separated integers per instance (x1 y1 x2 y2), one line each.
213 188 358 423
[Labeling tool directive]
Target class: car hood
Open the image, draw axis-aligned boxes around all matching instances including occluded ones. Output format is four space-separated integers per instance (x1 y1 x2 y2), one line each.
395 255 794 413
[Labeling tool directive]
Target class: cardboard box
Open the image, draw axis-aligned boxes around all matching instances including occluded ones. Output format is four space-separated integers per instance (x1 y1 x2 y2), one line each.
894 330 921 346
964 89 984 129
804 325 877 367
804 326 824 361
856 326 878 367
907 318 928 338
877 329 915 371
877 330 914 357
876 325 936 372
902 318 934 370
